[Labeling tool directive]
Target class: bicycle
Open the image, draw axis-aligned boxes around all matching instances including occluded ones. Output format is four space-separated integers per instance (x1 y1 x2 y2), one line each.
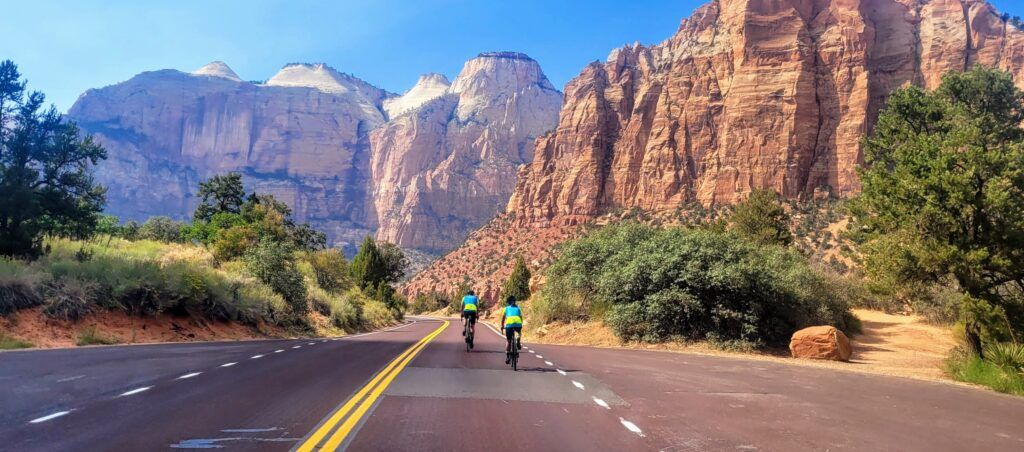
507 329 521 371
464 318 474 352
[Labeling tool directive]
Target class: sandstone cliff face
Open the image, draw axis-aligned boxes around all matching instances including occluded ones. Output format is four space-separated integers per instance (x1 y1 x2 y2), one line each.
407 0 1024 299
69 62 389 246
69 56 561 251
370 53 563 252
508 0 1024 227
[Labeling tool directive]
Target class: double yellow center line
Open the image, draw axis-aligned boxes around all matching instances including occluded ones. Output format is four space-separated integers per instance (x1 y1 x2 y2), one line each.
296 320 449 451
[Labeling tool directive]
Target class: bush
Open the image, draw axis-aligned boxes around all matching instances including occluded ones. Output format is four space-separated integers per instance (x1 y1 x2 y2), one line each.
0 259 44 316
139 216 185 243
410 292 447 314
308 249 349 293
543 223 853 347
211 225 257 263
947 348 1024 396
987 343 1024 373
43 279 97 321
244 239 308 317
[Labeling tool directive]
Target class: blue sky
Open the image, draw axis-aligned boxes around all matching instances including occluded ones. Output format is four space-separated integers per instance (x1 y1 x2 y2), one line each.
3 0 1023 112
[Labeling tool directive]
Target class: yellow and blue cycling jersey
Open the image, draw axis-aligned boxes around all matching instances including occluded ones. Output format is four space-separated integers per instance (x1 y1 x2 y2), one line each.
462 295 478 313
503 305 523 328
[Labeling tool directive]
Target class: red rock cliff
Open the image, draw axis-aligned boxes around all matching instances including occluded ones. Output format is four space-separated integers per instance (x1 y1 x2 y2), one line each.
507 0 1024 226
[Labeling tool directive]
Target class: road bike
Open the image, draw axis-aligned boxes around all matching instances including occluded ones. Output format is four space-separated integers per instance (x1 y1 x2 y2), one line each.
464 318 474 352
507 329 521 371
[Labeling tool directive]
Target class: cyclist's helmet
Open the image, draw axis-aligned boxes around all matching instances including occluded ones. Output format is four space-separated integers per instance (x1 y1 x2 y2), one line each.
467 290 475 296
506 296 517 306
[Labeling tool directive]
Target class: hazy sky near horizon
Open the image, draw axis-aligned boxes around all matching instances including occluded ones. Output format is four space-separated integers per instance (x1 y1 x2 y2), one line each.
3 0 1024 112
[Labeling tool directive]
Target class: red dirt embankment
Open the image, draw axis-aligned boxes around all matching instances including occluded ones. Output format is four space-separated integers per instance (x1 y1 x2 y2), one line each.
0 307 284 348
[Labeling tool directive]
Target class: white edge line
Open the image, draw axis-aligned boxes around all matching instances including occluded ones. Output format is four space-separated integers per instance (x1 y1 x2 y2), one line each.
176 372 201 380
29 410 72 423
220 362 237 367
119 386 152 397
619 418 645 437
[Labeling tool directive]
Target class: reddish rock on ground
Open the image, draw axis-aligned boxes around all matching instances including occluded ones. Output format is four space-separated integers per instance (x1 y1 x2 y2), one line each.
790 326 853 361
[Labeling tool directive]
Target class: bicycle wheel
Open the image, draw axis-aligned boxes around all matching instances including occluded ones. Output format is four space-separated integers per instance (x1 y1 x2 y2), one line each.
511 349 518 371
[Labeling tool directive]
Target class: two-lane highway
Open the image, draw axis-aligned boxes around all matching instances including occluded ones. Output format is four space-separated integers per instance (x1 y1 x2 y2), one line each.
2 316 1024 451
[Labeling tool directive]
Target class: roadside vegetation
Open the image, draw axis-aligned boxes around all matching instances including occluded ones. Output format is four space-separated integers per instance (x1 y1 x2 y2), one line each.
0 60 405 347
849 67 1024 393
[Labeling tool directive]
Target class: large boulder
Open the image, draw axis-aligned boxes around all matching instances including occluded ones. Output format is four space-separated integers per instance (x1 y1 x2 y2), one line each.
789 326 853 361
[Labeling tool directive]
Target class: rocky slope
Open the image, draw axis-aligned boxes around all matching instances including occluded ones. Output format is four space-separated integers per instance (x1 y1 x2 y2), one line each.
68 55 561 251
405 0 1024 298
370 52 562 252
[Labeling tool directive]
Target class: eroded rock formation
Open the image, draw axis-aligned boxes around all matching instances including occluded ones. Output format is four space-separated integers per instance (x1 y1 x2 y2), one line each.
370 52 562 252
68 55 561 251
406 0 1024 299
508 0 1024 227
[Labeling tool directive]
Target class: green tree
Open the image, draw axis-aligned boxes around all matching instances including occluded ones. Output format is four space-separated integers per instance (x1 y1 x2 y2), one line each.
851 67 1024 356
350 236 386 290
729 189 792 246
0 60 106 258
244 238 307 316
121 220 141 241
377 241 408 284
193 173 245 222
139 216 185 243
503 255 532 302
309 248 349 292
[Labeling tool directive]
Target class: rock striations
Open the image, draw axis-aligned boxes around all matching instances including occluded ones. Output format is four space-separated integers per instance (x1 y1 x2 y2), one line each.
370 53 562 252
67 55 562 251
405 0 1024 299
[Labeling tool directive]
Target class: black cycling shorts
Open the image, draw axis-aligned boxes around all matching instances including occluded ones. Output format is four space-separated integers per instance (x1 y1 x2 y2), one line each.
505 326 522 343
462 311 478 323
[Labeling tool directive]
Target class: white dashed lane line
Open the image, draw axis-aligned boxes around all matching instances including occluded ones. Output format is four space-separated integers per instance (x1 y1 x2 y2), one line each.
544 361 553 366
176 372 202 380
619 418 645 437
556 369 567 376
251 354 264 359
572 381 585 390
307 342 315 345
592 397 610 409
293 346 302 349
274 349 284 353
221 362 237 368
119 386 152 397
29 410 72 424
56 375 86 383
536 355 543 359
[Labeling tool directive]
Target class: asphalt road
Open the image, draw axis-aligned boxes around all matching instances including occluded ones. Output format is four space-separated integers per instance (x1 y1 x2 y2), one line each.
1 316 1023 451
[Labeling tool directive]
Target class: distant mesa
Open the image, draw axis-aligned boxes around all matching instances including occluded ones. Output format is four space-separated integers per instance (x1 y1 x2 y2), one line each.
191 61 242 82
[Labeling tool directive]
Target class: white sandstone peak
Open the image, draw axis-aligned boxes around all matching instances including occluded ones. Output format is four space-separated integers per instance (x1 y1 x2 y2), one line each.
192 61 242 81
265 63 358 93
383 73 452 118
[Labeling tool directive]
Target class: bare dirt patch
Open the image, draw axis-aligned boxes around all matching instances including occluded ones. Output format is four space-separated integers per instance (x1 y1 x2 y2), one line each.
0 307 286 348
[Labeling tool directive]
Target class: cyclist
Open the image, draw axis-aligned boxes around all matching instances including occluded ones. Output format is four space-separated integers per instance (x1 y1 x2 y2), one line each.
461 290 479 337
501 295 523 364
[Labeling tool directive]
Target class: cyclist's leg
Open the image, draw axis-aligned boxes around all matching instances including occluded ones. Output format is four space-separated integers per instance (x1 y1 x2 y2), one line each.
513 327 522 350
469 312 476 334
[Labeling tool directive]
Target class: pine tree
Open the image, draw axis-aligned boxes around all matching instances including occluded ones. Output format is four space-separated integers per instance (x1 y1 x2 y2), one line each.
502 255 532 302
0 60 107 258
350 236 386 290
